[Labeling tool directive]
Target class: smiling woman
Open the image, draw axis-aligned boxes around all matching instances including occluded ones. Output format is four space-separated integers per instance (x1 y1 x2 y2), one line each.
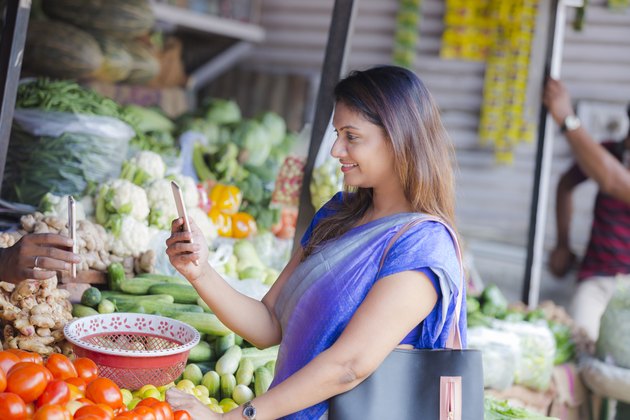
165 65 466 420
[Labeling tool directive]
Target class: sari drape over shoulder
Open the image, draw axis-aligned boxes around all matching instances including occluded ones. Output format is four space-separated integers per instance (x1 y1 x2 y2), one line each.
271 211 465 420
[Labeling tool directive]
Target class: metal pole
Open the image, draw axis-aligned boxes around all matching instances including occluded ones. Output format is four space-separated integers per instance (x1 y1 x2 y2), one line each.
522 0 579 307
294 0 358 246
0 0 31 192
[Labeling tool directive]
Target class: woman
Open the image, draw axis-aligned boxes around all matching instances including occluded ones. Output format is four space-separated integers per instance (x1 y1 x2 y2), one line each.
165 65 465 419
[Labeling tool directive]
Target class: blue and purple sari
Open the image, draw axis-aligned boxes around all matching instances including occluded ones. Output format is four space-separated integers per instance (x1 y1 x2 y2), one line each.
271 193 466 419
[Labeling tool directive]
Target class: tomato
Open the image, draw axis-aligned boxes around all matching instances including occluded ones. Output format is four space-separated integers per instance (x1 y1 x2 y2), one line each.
25 402 35 417
0 367 6 393
0 392 28 419
6 362 49 403
0 351 20 375
86 378 123 409
74 358 99 383
66 376 87 394
74 404 114 420
45 354 78 380
132 406 156 420
33 403 72 420
36 379 70 408
137 399 173 420
173 410 192 420
151 402 174 420
6 349 43 364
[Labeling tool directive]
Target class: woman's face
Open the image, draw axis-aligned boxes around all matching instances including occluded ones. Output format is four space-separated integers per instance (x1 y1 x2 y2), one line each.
330 102 396 190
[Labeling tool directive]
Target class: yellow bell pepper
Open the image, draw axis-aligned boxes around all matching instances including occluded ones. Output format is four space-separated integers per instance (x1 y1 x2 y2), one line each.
231 212 257 239
208 208 232 237
209 184 242 215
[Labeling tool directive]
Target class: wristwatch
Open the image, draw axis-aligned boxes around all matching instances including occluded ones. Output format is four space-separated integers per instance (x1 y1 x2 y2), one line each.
242 401 257 419
561 115 581 133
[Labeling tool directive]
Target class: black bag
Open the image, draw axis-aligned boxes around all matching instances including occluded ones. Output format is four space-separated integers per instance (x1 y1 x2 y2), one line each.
329 217 485 420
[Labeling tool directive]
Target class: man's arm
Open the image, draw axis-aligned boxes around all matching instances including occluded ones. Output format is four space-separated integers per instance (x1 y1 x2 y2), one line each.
549 166 583 277
543 78 630 205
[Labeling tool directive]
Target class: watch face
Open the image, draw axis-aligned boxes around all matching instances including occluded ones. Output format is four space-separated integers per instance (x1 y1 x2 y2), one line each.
243 405 256 418
565 115 581 131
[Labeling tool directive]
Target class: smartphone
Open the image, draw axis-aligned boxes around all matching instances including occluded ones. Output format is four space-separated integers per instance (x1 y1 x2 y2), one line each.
171 181 198 265
68 196 77 278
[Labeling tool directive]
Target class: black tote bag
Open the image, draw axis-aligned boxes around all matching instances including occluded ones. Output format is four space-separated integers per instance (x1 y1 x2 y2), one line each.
329 217 484 420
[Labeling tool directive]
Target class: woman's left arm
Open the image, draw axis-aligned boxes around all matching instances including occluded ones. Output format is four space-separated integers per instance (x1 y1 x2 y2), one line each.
222 269 438 419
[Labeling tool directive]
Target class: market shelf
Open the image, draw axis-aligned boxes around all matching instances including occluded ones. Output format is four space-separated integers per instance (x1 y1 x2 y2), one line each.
151 3 265 43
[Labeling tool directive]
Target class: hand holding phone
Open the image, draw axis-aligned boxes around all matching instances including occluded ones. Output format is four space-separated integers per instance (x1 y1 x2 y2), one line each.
171 181 199 266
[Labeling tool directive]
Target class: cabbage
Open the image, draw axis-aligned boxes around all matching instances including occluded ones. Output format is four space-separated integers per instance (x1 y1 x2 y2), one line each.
597 279 630 368
205 98 241 125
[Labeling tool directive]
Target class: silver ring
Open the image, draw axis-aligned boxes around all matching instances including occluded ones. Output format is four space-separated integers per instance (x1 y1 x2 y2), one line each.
34 256 39 269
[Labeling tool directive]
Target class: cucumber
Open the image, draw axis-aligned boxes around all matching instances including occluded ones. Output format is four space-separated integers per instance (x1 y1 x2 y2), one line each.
148 283 199 304
107 262 126 291
232 384 254 405
220 374 236 401
215 333 236 357
192 362 215 375
254 366 273 397
72 303 99 318
236 358 254 386
81 287 102 308
97 298 116 314
135 273 189 285
202 370 221 399
264 360 276 374
241 345 279 369
215 345 242 376
197 297 212 313
173 312 232 337
188 341 213 363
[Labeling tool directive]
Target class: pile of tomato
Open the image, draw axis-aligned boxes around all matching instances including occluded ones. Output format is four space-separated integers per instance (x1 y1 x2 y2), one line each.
0 349 191 420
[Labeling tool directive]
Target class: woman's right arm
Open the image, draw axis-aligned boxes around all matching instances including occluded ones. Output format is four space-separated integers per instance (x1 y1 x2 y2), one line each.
166 217 302 348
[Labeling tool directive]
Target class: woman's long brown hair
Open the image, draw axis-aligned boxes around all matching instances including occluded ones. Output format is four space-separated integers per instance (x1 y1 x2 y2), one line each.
303 66 457 259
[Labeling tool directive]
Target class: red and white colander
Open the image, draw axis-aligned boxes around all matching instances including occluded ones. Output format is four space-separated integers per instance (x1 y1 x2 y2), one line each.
64 313 200 390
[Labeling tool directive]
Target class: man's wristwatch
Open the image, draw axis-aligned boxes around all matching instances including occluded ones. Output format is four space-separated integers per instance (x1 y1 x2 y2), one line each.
242 401 257 419
560 115 581 133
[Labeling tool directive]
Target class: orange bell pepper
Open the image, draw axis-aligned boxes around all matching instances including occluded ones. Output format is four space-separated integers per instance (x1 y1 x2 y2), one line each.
231 212 257 239
209 184 242 215
208 208 232 237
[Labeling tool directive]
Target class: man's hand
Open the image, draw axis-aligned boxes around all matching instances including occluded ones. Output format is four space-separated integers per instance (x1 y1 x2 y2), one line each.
543 78 576 126
548 245 577 278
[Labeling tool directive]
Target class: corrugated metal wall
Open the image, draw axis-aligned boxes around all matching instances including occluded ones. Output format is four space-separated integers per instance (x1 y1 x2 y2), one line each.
240 0 630 296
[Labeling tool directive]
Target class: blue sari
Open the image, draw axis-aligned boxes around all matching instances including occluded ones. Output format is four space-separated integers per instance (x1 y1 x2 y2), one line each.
271 194 465 419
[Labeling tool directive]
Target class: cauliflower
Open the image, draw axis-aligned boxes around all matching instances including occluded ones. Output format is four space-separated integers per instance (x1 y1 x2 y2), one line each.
188 207 218 243
121 151 166 186
107 216 158 257
39 193 86 221
146 178 178 230
95 179 150 235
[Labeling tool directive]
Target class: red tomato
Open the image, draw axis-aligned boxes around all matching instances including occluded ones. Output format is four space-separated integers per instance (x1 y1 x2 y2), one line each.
45 354 78 380
36 379 70 408
85 378 123 409
0 351 20 375
33 403 72 420
6 362 49 403
25 402 35 417
74 358 99 383
137 399 173 420
65 376 87 394
0 392 28 419
0 367 6 393
114 413 137 420
6 349 43 365
151 402 174 420
74 404 114 420
173 410 192 420
132 406 156 420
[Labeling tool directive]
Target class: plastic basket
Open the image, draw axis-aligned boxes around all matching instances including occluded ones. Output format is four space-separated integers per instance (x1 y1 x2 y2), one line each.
64 313 200 390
